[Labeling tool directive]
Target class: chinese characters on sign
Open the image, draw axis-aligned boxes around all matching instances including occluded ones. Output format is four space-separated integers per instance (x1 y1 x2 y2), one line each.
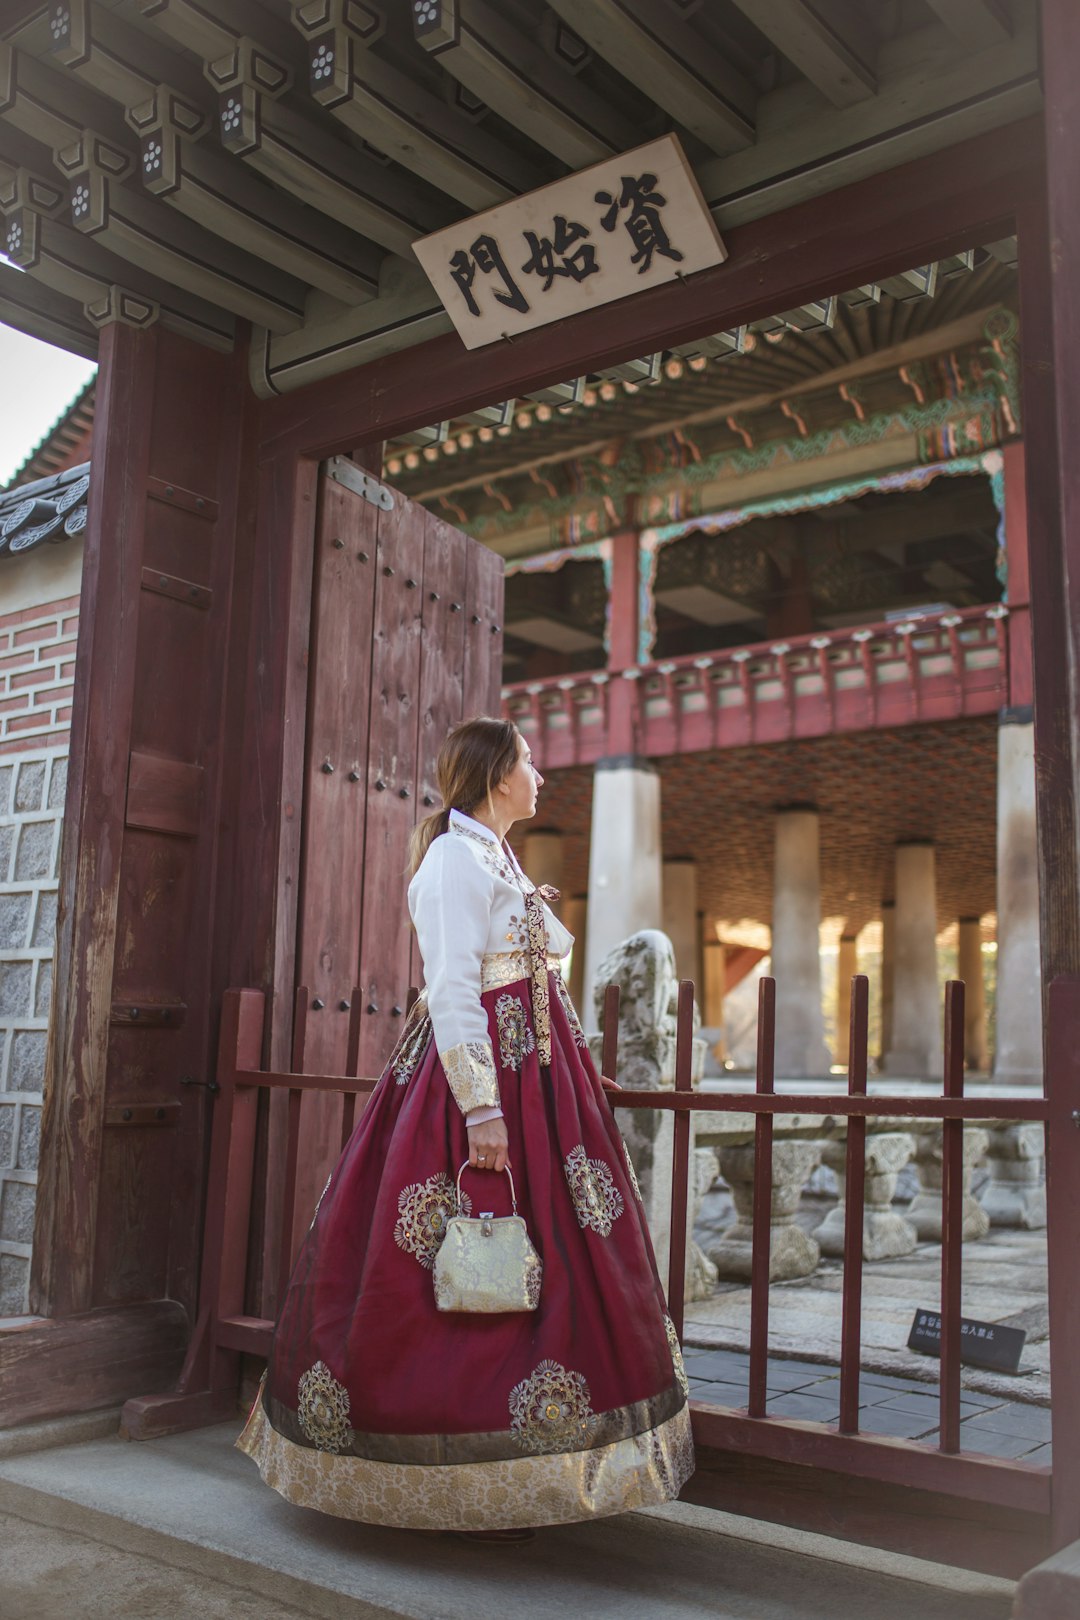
413 135 726 351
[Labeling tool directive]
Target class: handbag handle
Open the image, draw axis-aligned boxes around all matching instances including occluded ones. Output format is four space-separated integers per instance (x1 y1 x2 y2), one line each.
456 1160 518 1215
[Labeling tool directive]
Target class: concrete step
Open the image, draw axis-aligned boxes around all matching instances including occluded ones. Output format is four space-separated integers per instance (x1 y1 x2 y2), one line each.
0 1419 1016 1620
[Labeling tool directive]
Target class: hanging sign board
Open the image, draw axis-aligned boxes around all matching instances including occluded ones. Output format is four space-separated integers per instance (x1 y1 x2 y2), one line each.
412 134 726 351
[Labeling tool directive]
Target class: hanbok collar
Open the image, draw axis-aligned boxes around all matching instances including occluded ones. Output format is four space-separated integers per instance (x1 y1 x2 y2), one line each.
449 808 500 846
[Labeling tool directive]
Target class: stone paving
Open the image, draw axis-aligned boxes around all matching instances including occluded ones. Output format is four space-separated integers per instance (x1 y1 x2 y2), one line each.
683 1346 1052 1463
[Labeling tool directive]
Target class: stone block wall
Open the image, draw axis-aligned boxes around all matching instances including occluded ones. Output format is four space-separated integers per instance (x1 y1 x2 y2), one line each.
0 595 79 1316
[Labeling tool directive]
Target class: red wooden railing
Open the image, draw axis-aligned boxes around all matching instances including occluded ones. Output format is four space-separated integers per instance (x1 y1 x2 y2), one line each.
503 604 1010 770
121 969 1070 1576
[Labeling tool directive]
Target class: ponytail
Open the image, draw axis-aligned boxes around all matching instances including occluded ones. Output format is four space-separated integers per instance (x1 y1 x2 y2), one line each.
407 806 450 878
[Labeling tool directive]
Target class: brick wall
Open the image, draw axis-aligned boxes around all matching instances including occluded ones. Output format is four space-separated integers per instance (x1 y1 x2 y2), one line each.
0 596 79 754
0 597 78 1315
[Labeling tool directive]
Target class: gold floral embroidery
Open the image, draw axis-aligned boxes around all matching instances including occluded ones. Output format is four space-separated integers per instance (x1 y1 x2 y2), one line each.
504 912 529 948
621 1137 644 1204
442 1040 500 1114
390 1009 431 1086
564 1145 625 1237
481 950 562 992
495 993 535 1070
309 1175 333 1230
237 1398 694 1530
663 1314 690 1400
523 888 552 1065
451 822 518 885
297 1361 352 1453
508 1359 597 1455
394 1172 470 1270
553 972 588 1048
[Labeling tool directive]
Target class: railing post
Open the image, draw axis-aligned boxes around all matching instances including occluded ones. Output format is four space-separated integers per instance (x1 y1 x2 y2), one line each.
747 976 776 1418
939 980 965 1455
838 974 869 1434
666 980 695 1340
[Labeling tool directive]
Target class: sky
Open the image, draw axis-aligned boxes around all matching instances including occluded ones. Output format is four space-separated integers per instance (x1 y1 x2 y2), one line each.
0 322 97 487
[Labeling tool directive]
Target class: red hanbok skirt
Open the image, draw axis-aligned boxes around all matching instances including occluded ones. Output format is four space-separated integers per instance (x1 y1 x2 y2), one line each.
237 968 693 1530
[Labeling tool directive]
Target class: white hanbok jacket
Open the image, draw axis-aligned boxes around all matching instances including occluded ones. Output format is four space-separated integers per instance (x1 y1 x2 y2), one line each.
407 809 572 1123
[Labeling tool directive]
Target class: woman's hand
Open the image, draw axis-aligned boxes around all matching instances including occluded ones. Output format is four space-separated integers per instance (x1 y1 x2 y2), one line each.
600 1075 622 1094
467 1116 510 1173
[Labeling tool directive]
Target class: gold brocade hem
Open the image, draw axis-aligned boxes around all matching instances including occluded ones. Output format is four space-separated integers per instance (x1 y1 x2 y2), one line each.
480 950 563 994
237 1398 693 1531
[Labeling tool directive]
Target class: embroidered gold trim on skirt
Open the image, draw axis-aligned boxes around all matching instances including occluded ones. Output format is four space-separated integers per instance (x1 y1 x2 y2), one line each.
261 1378 684 1463
237 1397 693 1531
480 950 564 994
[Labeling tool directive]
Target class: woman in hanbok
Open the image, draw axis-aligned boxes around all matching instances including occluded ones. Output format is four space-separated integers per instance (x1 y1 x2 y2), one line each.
238 716 693 1534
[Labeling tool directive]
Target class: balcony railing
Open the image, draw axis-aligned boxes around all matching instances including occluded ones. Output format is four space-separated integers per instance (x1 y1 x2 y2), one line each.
503 605 1010 770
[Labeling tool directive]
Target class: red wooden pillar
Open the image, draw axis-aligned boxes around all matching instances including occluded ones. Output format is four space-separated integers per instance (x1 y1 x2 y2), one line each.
606 526 640 756
1020 0 1080 1551
1002 440 1033 711
18 317 251 1424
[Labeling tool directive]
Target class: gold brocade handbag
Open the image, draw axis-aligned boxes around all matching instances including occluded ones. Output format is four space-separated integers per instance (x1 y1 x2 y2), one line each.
433 1164 543 1313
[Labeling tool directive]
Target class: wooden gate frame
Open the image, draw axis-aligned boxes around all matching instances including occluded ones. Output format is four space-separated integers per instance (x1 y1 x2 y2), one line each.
25 39 1080 1568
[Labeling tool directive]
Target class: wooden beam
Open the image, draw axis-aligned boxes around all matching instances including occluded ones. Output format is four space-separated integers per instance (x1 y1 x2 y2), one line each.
414 0 639 170
128 88 382 304
53 128 307 332
0 258 97 358
291 1 547 211
727 0 877 107
544 0 756 156
0 177 235 350
48 0 209 114
923 0 1013 49
131 5 452 257
697 15 1039 229
0 1303 188 1428
254 116 1038 454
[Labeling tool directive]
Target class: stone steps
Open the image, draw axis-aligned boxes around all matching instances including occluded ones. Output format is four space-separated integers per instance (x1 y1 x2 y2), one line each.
0 1417 1016 1620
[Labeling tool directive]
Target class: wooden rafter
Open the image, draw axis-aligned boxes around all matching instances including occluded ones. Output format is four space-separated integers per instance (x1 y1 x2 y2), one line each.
0 159 235 349
292 1 547 211
726 0 877 108
413 0 639 170
923 0 1014 50
0 258 98 358
544 0 756 156
41 3 384 303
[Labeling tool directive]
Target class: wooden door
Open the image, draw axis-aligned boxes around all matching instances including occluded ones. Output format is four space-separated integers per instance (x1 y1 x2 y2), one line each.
289 456 503 1235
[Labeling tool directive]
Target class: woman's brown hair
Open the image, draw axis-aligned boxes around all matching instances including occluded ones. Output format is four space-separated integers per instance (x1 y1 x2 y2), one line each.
407 715 521 876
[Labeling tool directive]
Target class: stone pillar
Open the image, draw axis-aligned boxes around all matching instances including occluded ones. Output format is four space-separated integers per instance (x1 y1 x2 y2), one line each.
583 760 662 1029
834 935 858 1068
523 829 564 908
979 1122 1046 1229
993 717 1043 1086
957 917 990 1073
879 900 895 1065
771 807 830 1076
814 1133 918 1260
562 895 587 1013
881 844 941 1079
709 1139 823 1281
907 1125 990 1242
662 858 698 984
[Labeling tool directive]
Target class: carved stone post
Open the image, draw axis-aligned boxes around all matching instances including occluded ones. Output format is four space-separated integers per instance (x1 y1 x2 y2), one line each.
589 930 716 1301
907 1125 990 1241
709 1138 823 1282
979 1122 1046 1229
813 1133 918 1260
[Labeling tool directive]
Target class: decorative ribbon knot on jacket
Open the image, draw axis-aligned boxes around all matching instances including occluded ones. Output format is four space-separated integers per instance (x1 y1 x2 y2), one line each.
523 885 560 1065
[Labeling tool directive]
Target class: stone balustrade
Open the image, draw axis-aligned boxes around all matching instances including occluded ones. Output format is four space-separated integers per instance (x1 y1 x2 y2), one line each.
693 1106 1044 1284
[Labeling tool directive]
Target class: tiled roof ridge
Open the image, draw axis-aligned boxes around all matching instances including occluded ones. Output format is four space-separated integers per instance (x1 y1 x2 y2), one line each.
0 457 91 561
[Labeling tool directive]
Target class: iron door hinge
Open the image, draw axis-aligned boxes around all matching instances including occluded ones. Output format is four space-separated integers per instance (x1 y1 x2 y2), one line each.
324 454 394 511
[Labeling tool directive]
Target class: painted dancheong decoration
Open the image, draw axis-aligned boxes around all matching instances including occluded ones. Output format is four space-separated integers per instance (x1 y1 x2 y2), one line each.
413 135 727 350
